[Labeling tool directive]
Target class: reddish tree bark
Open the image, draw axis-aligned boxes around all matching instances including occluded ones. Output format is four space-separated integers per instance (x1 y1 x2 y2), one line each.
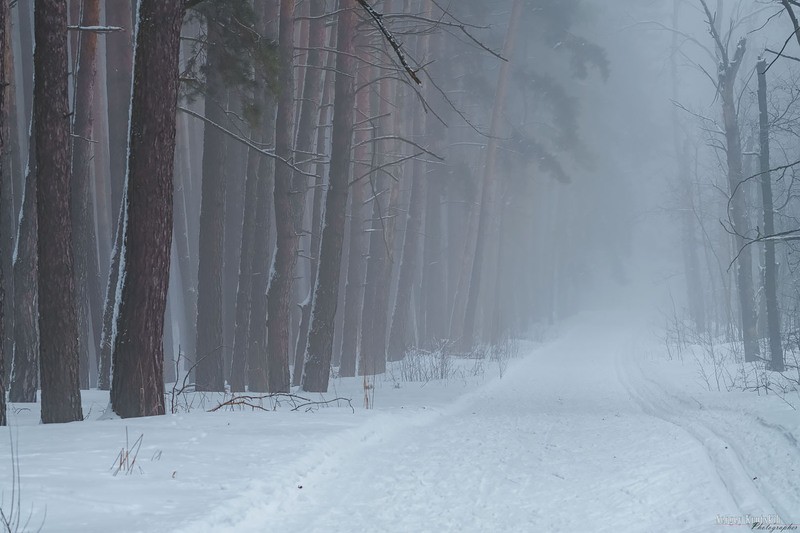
110 0 184 419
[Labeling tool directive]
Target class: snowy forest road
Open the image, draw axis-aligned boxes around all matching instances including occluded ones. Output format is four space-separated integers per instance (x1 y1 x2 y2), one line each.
185 314 796 533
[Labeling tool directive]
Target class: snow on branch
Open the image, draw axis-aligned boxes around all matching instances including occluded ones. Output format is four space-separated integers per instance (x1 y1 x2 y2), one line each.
356 0 422 85
67 25 124 33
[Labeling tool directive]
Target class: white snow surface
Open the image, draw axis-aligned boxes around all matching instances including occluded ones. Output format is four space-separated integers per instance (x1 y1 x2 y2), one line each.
2 312 799 532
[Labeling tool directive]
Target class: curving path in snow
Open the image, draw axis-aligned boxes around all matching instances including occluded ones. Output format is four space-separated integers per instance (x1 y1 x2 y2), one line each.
181 313 797 533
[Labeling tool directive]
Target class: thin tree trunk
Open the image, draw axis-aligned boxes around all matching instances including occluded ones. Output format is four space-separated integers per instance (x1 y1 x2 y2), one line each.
194 11 227 392
35 0 82 424
222 92 247 382
245 1 278 393
110 0 183 418
229 142 260 392
0 0 8 426
720 40 759 361
757 58 783 371
338 58 371 377
173 112 197 372
292 2 330 386
358 60 401 376
9 122 37 402
104 0 132 227
387 21 432 360
246 155 273 392
0 0 16 385
97 200 121 390
70 0 101 388
16 0 32 147
301 0 357 393
461 0 522 350
266 0 298 394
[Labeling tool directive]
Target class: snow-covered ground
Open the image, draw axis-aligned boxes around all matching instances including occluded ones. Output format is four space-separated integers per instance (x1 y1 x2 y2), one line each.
1 312 799 532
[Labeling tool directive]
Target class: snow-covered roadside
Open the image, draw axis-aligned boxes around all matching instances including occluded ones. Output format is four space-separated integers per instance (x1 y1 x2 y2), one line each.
1 315 798 533
0 357 497 533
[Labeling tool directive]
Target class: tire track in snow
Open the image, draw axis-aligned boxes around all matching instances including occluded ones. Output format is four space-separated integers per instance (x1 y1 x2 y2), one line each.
628 356 799 522
614 346 781 521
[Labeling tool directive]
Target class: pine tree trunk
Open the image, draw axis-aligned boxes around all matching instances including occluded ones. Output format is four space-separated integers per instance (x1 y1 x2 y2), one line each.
110 0 183 418
104 0 132 226
0 0 8 426
173 112 197 372
16 0 33 145
70 0 101 388
301 0 357 393
222 93 247 381
461 0 522 350
358 69 399 377
757 58 783 371
9 129 37 402
291 1 329 386
229 143 260 392
422 160 445 345
386 117 427 361
245 1 278 394
194 12 227 392
97 203 121 390
266 0 298 394
35 0 83 424
246 156 273 392
0 0 16 386
338 58 371 377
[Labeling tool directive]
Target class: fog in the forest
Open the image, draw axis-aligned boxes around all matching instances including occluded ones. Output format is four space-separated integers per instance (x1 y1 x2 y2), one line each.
4 1 800 530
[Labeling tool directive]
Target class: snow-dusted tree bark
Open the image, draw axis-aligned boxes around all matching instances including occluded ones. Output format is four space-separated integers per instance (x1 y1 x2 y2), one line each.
291 0 330 386
194 10 227 392
8 130 37 403
1 4 17 380
110 0 183 418
266 0 298 394
757 58 783 372
301 0 357 393
0 0 8 427
69 0 102 388
461 0 523 350
34 0 82 424
98 203 122 390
